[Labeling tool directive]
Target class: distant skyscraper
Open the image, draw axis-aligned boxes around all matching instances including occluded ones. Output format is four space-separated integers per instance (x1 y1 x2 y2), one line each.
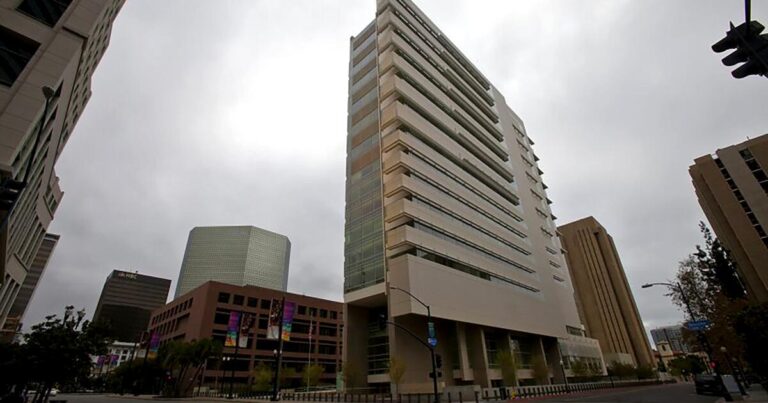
690 134 768 303
92 270 170 342
558 217 654 367
650 325 691 354
0 0 125 331
343 0 604 392
174 226 291 297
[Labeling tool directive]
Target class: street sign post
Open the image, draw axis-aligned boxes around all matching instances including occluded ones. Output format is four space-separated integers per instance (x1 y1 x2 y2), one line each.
428 337 437 347
686 320 711 331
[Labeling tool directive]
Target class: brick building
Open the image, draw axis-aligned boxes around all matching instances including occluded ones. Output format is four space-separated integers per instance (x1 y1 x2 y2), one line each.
147 281 343 388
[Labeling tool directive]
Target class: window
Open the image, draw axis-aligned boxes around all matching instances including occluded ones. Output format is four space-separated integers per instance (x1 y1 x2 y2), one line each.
330 311 338 320
320 309 328 318
213 311 229 325
247 297 258 308
260 299 271 309
17 0 73 27
233 294 244 306
217 292 230 304
297 305 307 315
309 307 317 317
0 26 40 87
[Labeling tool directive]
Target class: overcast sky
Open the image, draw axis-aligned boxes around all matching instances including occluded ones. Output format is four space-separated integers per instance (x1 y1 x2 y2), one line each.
23 1 767 341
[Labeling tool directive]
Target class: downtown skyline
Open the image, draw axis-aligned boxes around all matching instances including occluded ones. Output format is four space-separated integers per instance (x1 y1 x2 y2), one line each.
20 0 768 341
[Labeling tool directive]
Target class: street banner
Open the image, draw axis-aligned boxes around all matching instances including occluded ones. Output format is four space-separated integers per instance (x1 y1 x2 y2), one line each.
148 331 160 359
238 312 255 348
110 354 119 365
96 355 106 367
225 311 241 347
267 299 283 340
281 301 296 341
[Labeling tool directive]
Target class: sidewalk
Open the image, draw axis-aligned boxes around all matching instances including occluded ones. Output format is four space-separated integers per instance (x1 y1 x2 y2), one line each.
746 384 768 402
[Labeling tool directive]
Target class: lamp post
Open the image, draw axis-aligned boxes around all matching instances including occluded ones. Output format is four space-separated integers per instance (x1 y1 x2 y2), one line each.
559 359 570 393
389 286 438 403
222 356 232 398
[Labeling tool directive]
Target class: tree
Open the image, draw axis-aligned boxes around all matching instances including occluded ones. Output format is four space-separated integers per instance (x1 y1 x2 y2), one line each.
496 349 518 387
607 362 635 379
634 365 656 380
667 355 706 377
157 338 222 397
303 364 325 388
252 362 274 392
569 359 590 382
388 357 407 393
530 355 549 385
733 302 768 378
24 307 112 403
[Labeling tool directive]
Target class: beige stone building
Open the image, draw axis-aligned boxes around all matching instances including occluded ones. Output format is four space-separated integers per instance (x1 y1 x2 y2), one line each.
343 0 604 393
690 134 768 304
0 0 124 330
558 217 654 368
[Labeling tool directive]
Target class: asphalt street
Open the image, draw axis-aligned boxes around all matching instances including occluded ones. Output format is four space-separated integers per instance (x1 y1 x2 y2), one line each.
57 384 720 403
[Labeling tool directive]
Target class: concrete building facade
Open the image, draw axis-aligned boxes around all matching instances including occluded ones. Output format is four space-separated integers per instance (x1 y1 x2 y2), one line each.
93 270 171 342
343 0 604 393
690 134 768 303
0 232 58 341
0 0 124 331
558 217 654 368
175 226 291 298
149 281 343 389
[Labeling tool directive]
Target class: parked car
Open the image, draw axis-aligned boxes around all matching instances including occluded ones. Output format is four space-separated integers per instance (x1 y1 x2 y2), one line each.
695 374 724 395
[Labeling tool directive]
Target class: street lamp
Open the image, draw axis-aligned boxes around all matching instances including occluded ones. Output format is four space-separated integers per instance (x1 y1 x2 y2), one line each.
222 356 233 399
559 359 570 393
389 286 439 403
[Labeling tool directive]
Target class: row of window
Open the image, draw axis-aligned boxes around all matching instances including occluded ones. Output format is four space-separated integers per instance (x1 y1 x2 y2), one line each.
715 157 768 248
151 297 194 325
217 292 340 320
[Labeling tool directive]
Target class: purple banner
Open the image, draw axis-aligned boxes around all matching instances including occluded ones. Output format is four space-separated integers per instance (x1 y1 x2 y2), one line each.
148 331 160 359
267 299 282 340
225 311 240 347
281 301 296 341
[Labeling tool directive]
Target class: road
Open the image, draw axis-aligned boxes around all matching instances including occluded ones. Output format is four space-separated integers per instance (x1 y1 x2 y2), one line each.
57 384 720 403
535 383 720 403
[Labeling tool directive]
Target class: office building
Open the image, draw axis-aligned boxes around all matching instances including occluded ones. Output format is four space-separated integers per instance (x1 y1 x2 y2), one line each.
0 0 124 331
558 217 654 367
147 281 343 388
650 325 691 354
343 0 604 392
93 270 170 342
690 134 768 303
175 226 291 298
0 232 58 341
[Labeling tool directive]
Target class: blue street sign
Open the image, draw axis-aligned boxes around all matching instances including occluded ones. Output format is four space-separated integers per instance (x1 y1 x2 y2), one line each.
428 337 437 347
686 319 711 331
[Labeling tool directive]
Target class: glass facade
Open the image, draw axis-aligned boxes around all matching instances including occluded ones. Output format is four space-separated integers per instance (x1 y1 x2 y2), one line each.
344 25 385 294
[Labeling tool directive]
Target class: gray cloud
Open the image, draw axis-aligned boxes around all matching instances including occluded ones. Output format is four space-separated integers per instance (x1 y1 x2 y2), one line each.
24 1 767 342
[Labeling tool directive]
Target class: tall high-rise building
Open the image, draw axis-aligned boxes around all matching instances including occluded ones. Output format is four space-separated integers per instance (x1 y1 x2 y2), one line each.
690 134 768 303
343 0 604 392
92 270 170 342
0 0 124 330
558 217 654 368
175 226 291 298
650 325 691 354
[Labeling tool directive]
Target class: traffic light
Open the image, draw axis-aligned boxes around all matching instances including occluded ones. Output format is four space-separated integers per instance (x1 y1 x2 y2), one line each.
712 20 768 79
435 354 443 369
0 179 26 212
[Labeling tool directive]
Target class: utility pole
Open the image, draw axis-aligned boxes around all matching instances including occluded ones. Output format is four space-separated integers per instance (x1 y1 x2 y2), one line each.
271 297 285 401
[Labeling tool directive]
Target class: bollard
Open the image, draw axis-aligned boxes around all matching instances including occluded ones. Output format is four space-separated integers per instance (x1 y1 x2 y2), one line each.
474 391 479 403
458 391 463 403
